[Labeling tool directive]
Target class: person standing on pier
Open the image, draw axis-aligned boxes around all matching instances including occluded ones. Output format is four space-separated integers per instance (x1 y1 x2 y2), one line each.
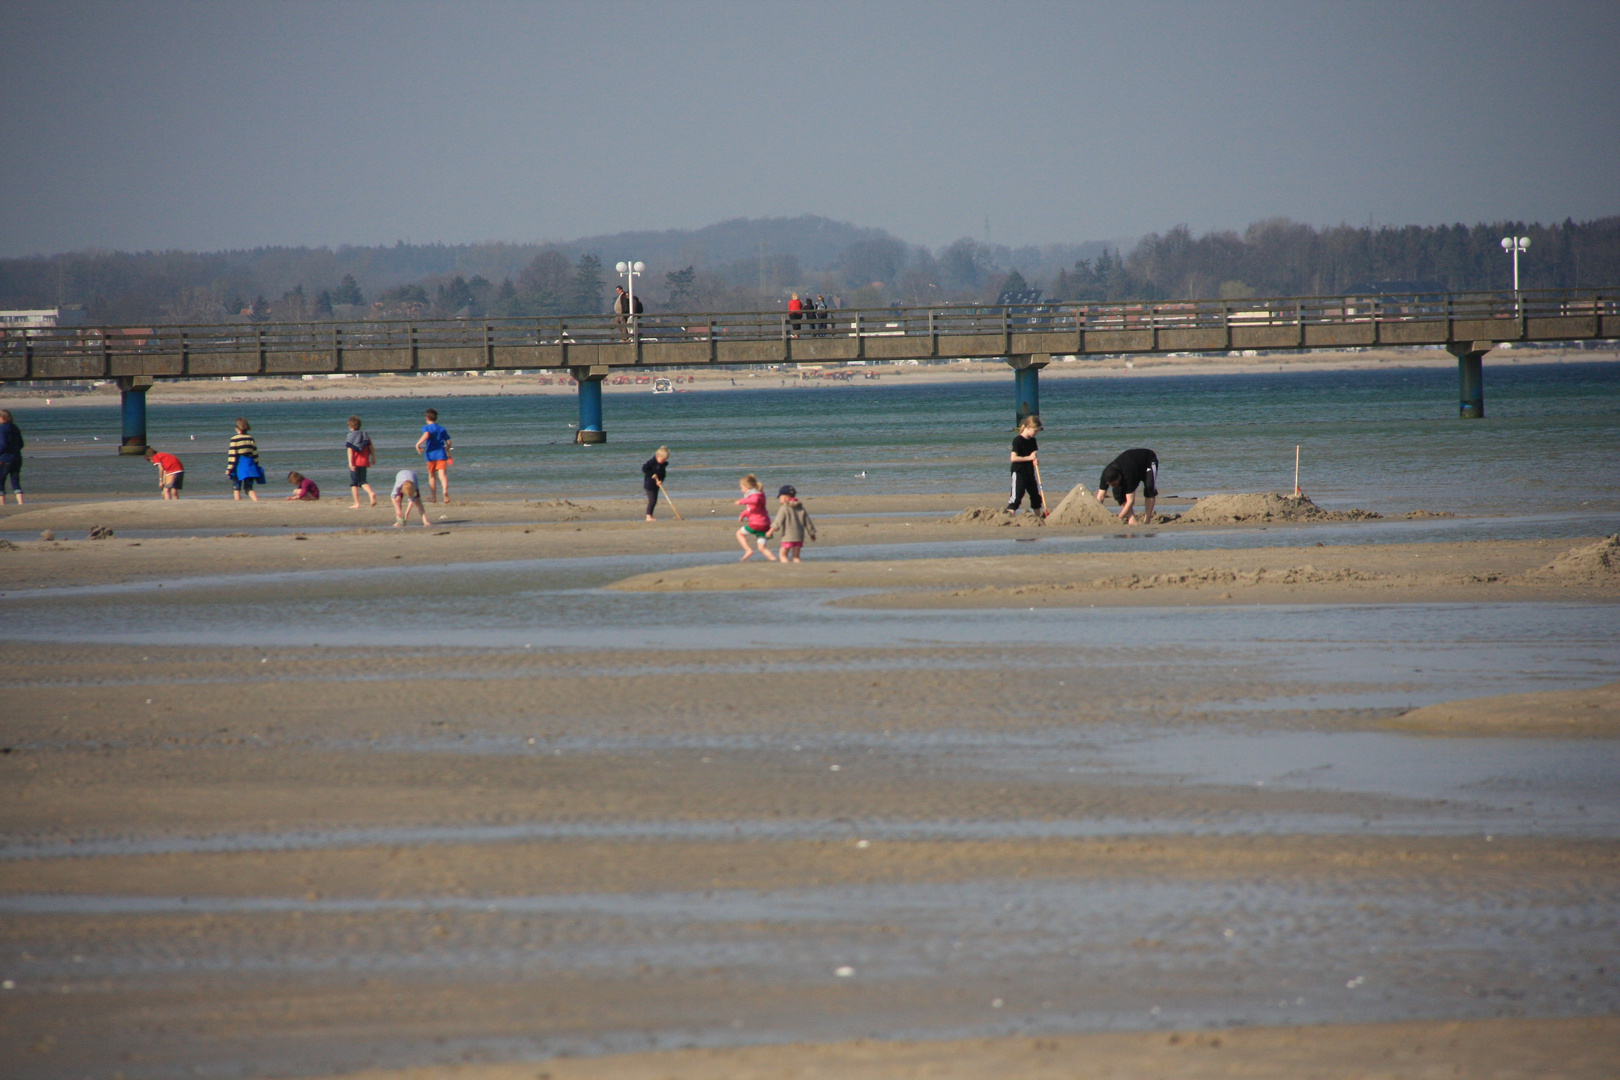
788 293 803 337
414 408 452 504
0 409 23 505
1096 448 1159 525
613 286 631 340
1005 415 1044 515
642 446 671 521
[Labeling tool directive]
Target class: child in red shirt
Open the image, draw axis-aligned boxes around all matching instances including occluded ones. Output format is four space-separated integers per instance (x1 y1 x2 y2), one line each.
144 447 184 499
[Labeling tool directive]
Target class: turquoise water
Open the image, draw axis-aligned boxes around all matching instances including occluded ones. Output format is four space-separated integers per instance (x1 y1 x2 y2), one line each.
8 361 1619 514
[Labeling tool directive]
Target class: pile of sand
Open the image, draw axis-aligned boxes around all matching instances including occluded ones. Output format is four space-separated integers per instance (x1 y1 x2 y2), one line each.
1388 680 1620 736
1528 534 1620 583
948 507 1045 527
1178 492 1381 524
1045 484 1123 526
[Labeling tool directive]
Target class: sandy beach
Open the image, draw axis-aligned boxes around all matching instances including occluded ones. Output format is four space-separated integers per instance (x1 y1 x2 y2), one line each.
3 427 1618 1078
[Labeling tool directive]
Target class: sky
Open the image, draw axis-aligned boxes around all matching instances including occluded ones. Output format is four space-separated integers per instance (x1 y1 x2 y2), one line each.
2 0 1617 259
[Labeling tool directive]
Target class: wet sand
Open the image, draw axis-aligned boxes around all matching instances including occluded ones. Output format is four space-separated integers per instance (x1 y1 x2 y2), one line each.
2 495 1617 1078
331 1016 1620 1079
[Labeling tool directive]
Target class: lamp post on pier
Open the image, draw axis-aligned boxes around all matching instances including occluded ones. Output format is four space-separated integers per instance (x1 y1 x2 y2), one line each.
1501 235 1530 303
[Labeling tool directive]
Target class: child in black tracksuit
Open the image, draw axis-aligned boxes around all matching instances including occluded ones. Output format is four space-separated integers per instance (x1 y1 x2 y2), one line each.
1006 415 1043 513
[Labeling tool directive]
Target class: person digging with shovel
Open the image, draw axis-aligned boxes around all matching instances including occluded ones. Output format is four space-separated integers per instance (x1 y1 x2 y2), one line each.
1006 415 1045 517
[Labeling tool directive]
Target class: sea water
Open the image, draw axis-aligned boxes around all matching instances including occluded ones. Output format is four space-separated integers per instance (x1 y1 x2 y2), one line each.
8 360 1619 515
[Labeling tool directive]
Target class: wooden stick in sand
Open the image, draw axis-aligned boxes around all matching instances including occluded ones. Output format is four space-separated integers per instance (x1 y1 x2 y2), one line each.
1294 445 1301 496
1032 457 1049 519
656 477 684 520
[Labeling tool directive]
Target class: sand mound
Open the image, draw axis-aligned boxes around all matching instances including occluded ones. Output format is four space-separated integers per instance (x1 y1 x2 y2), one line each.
1387 680 1620 736
1403 509 1456 520
1046 485 1121 526
1178 492 1381 524
948 507 1045 527
1529 535 1620 583
0 538 15 551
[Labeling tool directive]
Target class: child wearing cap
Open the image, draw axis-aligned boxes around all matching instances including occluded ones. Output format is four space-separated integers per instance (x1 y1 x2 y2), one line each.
734 474 776 561
767 484 816 563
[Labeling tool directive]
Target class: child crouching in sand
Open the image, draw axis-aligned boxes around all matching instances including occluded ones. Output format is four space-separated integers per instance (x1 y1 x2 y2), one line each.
285 471 320 501
735 474 776 561
392 469 431 527
767 485 815 562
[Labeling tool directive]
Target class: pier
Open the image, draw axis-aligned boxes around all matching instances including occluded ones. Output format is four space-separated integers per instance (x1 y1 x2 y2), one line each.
2 288 1613 450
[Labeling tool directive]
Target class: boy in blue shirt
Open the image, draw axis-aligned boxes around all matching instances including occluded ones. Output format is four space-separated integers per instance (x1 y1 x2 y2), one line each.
414 408 453 504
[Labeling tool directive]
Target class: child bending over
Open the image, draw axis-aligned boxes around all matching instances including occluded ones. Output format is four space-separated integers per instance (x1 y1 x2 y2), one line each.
392 469 431 527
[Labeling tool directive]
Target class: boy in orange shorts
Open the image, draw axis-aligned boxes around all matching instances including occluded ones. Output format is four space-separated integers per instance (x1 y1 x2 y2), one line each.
414 408 453 503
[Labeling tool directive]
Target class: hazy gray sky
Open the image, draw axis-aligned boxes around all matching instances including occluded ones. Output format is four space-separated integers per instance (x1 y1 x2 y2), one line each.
3 0 1616 258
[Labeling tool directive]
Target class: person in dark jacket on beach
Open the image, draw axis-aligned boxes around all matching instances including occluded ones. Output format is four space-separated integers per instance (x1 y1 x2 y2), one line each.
0 409 23 505
641 446 670 521
1096 448 1159 525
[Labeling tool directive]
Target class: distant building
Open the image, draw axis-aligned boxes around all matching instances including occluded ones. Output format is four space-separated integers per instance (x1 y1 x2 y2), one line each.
0 306 89 328
995 287 1044 306
1341 280 1449 298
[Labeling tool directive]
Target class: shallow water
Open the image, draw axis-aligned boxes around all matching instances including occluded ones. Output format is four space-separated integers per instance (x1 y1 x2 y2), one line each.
9 361 1619 513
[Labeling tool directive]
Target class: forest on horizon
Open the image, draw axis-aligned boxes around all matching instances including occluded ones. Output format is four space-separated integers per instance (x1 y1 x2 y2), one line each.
1 214 1616 325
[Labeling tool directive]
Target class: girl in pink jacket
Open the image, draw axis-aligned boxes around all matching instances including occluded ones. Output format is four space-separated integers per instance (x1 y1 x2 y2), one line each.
734 474 777 561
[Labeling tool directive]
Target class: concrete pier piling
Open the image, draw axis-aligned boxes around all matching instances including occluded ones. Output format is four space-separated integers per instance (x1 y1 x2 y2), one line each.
1007 354 1049 426
117 376 152 454
1449 341 1491 419
572 366 607 444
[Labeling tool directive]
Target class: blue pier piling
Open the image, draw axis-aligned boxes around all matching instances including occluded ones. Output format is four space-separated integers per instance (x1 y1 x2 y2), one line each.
573 367 607 444
118 377 152 455
1448 342 1490 419
1006 354 1050 426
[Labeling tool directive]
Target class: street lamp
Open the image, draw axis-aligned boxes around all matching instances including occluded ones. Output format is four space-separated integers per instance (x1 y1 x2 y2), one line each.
615 260 645 336
1500 235 1530 291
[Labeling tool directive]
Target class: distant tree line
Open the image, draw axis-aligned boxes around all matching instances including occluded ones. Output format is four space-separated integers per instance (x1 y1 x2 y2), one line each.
1046 218 1620 303
1 216 1615 324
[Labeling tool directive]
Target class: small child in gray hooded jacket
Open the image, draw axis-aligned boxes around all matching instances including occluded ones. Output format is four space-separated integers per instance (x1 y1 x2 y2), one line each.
767 485 816 562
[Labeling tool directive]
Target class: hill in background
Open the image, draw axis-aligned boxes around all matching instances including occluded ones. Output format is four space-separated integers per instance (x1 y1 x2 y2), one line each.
1 214 1614 325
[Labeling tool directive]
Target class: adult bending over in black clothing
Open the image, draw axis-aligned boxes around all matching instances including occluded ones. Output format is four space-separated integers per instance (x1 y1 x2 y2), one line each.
1096 448 1158 524
641 446 670 521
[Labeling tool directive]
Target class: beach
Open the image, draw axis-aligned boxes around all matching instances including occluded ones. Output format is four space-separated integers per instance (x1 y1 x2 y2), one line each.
2 360 1618 1079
